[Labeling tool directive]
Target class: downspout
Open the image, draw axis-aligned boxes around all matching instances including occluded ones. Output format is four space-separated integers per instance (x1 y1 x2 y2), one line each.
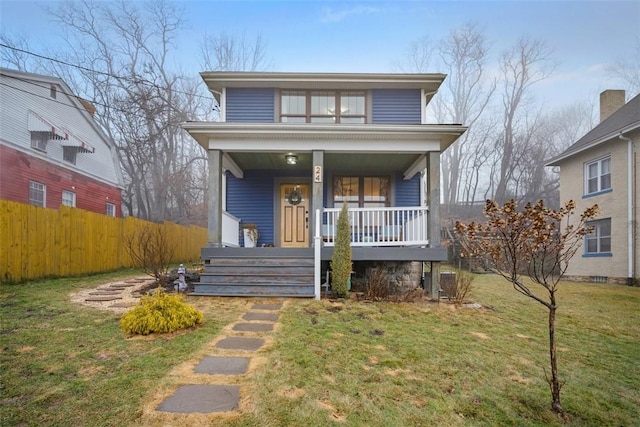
619 133 636 285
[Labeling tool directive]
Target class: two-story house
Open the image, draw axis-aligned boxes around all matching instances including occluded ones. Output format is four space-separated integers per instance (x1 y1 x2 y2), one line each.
0 68 123 216
183 72 466 298
546 90 639 285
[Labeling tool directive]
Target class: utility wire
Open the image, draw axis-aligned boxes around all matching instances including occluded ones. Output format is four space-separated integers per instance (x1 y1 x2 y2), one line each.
0 42 217 104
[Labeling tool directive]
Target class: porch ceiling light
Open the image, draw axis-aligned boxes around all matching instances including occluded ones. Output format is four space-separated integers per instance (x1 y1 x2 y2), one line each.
285 153 298 165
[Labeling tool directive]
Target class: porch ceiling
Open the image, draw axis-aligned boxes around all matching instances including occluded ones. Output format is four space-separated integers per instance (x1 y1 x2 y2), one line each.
227 152 419 172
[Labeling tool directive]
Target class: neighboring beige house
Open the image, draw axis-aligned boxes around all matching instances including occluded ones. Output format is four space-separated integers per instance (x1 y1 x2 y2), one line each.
546 90 639 285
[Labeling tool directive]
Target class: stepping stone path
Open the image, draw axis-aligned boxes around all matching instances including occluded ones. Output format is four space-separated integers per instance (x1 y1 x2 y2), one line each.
156 302 283 415
77 278 153 311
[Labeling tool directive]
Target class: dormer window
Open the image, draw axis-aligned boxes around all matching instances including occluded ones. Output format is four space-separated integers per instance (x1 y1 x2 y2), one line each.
280 90 365 123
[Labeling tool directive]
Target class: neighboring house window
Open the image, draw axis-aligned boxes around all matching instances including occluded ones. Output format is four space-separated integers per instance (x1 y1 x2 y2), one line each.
50 84 57 99
31 131 49 152
585 156 611 195
29 181 46 207
280 91 366 123
106 202 116 217
61 190 76 207
63 147 77 164
333 176 389 208
585 218 611 255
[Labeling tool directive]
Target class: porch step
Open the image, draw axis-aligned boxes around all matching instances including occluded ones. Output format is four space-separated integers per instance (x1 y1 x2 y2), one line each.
193 254 314 298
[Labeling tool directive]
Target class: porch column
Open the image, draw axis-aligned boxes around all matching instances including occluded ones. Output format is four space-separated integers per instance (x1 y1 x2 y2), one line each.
427 151 441 297
208 149 223 247
312 150 324 245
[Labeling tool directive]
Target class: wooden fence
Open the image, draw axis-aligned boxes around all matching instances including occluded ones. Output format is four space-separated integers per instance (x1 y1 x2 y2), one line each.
0 200 207 283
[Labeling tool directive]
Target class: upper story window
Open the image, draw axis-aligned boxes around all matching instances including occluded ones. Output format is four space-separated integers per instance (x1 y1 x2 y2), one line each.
63 147 77 164
31 131 49 152
585 218 611 255
585 156 611 196
50 84 57 99
280 91 366 123
62 190 76 207
29 180 46 207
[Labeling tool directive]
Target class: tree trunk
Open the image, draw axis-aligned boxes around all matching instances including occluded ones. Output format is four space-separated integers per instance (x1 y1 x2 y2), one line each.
548 302 564 415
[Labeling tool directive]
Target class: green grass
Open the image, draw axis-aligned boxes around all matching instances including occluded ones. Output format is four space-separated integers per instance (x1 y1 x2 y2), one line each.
1 272 638 426
0 271 247 426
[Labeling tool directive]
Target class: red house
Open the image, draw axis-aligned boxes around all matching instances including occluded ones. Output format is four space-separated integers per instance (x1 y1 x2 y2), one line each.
0 68 123 216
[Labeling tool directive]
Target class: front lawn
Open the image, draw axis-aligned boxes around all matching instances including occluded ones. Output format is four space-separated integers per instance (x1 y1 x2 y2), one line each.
1 272 638 426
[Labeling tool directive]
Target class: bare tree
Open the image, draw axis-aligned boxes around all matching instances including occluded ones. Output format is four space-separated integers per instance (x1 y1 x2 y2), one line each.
608 36 640 98
123 222 175 282
455 199 599 418
493 38 555 203
200 32 271 71
433 24 495 209
45 0 210 223
0 33 40 71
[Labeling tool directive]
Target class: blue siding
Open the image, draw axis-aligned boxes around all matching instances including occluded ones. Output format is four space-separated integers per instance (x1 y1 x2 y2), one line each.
394 172 420 206
371 89 422 124
226 88 275 123
226 170 311 246
227 171 275 246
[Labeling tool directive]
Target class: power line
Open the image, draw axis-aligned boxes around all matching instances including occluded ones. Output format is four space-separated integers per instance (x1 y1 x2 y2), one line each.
0 42 217 104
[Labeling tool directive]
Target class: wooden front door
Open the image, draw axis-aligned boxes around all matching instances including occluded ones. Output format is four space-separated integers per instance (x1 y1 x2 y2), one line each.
280 183 310 248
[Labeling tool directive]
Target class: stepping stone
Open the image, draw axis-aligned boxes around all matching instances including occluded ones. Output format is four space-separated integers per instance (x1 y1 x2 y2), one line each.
156 384 239 413
243 312 278 322
109 283 135 288
85 296 122 302
194 356 249 375
89 291 121 295
215 337 264 351
251 304 282 311
232 323 273 332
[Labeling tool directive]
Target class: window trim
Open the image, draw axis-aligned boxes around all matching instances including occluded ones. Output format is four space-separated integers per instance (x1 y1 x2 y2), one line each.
280 90 367 124
61 190 76 207
29 180 46 207
584 155 611 196
584 218 612 256
106 202 116 217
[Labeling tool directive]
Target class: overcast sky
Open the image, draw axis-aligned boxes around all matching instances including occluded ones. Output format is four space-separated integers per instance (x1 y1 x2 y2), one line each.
1 0 638 109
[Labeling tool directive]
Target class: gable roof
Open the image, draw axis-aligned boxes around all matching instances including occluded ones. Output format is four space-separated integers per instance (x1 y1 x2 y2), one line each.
546 93 640 166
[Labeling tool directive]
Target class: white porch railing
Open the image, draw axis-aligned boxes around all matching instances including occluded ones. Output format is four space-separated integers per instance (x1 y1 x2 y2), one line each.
222 211 240 247
322 206 429 247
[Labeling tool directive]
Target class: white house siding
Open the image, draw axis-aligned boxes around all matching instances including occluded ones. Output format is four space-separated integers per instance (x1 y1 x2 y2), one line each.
558 133 638 283
0 73 121 187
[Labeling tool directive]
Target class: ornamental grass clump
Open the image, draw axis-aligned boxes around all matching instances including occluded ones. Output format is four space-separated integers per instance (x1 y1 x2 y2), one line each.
120 287 203 335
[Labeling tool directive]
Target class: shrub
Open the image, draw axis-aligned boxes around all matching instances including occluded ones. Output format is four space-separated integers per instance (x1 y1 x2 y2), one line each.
441 270 474 306
330 203 352 298
365 264 395 301
119 287 203 335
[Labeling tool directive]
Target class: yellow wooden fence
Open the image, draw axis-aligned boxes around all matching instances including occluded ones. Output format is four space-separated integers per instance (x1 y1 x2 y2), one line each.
0 200 208 282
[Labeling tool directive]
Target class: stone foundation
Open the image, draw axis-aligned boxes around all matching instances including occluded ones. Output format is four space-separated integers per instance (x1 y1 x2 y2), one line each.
354 261 423 290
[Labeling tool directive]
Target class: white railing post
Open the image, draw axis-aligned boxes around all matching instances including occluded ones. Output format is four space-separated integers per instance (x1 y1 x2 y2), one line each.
314 209 321 300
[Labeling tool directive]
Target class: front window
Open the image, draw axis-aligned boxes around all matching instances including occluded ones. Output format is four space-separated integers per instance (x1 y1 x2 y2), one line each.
29 181 45 207
334 176 389 208
585 218 611 255
106 202 116 217
280 90 366 123
62 190 76 207
585 156 611 195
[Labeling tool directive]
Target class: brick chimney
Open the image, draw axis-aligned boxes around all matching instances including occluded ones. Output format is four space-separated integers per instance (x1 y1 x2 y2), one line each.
600 90 626 122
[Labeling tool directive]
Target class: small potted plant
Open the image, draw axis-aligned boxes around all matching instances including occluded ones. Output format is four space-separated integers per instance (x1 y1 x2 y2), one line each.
242 223 259 247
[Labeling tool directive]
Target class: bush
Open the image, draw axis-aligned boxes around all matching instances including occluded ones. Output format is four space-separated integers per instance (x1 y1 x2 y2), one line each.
119 287 203 335
441 270 474 306
330 203 352 298
365 264 395 301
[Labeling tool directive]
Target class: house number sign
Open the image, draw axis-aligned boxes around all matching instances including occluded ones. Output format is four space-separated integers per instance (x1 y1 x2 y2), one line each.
314 166 322 183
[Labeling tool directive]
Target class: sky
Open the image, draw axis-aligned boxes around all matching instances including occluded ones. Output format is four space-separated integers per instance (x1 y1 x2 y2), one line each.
0 0 638 110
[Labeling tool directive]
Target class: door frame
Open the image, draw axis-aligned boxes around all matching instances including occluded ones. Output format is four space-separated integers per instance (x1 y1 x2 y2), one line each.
274 176 311 248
